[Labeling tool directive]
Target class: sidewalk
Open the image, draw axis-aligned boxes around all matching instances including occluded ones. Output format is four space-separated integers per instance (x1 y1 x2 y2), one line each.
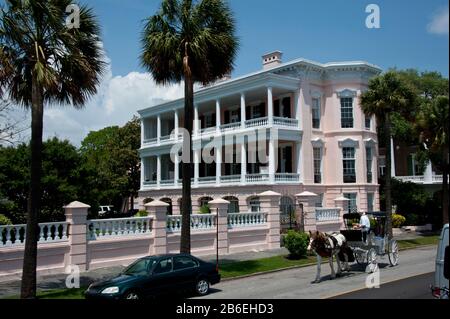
0 231 431 298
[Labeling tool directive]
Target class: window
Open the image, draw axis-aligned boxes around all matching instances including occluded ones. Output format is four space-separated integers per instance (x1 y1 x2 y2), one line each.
312 98 321 129
313 147 322 184
315 193 324 208
199 197 213 213
153 258 173 274
340 97 354 128
249 197 260 212
173 256 198 270
344 193 357 213
123 257 157 276
224 196 240 213
367 193 374 213
365 115 371 130
366 147 373 183
343 147 356 183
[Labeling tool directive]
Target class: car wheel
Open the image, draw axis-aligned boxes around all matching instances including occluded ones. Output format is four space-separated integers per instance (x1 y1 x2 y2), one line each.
124 290 140 300
195 278 210 296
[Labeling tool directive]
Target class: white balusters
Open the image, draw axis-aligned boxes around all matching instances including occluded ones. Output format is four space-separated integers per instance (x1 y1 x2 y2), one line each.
166 214 215 232
315 208 341 222
87 217 152 240
0 222 68 247
228 212 267 228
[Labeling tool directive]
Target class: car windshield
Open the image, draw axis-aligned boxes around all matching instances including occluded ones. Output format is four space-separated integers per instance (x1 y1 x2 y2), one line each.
122 258 157 276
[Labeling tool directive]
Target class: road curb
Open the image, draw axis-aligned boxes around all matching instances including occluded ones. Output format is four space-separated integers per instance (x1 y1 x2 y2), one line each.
221 243 436 282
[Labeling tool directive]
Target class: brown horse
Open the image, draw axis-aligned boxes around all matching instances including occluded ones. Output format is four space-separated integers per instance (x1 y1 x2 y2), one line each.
308 230 351 283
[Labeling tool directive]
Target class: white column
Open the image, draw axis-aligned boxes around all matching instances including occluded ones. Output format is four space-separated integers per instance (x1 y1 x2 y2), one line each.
140 158 145 189
194 104 199 137
216 146 222 185
295 142 301 177
157 115 161 143
174 110 179 141
241 143 247 183
294 90 300 128
269 139 275 183
267 87 273 125
390 138 396 177
240 92 246 128
216 99 221 133
156 155 161 188
424 161 433 183
174 154 179 187
194 149 200 186
140 118 145 145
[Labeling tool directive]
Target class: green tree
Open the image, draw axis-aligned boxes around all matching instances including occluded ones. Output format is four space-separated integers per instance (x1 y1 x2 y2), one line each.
140 0 238 253
360 71 417 238
0 0 104 298
416 96 449 224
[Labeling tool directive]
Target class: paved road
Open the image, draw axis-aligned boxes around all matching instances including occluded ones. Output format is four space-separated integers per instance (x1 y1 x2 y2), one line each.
331 272 434 299
197 246 437 299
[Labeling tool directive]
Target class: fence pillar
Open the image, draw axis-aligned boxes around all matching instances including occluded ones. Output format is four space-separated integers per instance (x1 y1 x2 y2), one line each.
259 191 281 249
146 200 169 255
64 201 90 272
209 198 230 255
296 192 318 232
334 196 350 228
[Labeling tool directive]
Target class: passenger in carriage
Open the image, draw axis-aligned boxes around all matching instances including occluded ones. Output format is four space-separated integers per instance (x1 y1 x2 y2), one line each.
353 212 371 243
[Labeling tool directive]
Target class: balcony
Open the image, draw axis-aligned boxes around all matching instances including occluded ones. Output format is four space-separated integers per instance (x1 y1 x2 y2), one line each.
142 116 299 147
142 172 301 190
394 175 447 185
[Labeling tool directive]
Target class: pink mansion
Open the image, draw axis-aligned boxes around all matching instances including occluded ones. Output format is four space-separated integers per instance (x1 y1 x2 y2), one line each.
137 51 381 219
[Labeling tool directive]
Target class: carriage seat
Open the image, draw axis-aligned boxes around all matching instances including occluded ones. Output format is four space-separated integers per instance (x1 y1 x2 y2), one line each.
340 229 363 242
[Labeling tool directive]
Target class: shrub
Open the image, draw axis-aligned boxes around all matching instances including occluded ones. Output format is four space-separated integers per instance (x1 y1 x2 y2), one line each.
369 217 377 229
199 204 210 214
406 213 419 226
284 230 309 259
0 214 12 225
392 214 406 228
134 210 148 217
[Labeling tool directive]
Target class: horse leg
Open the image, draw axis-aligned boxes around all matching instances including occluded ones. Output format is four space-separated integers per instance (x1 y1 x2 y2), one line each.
336 251 342 276
344 253 350 271
329 254 336 279
314 253 322 283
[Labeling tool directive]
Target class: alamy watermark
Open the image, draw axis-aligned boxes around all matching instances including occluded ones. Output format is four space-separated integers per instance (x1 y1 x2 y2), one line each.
365 4 381 29
65 264 80 289
65 4 80 29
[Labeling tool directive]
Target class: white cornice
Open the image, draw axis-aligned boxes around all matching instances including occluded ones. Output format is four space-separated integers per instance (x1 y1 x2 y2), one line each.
336 89 358 98
338 138 359 148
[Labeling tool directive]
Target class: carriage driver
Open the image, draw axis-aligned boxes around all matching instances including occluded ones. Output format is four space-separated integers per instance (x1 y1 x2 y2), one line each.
354 212 371 243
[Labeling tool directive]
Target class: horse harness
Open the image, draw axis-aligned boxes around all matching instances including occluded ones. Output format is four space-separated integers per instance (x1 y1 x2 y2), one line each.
312 233 339 258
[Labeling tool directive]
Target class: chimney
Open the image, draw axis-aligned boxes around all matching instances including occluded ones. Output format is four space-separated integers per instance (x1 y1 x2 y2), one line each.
262 51 283 70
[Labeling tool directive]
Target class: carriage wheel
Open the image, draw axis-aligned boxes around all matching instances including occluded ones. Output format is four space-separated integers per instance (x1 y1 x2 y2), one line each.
366 248 378 273
355 250 366 265
388 239 399 266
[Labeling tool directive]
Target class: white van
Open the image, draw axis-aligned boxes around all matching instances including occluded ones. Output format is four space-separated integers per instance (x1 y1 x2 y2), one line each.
431 223 449 299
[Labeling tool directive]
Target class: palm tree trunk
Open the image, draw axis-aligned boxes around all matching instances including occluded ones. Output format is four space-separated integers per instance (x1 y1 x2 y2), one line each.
384 114 393 239
20 75 43 299
180 44 193 254
442 147 449 225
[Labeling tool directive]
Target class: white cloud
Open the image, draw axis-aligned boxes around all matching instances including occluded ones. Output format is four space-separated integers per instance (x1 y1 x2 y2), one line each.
427 5 449 35
9 57 184 146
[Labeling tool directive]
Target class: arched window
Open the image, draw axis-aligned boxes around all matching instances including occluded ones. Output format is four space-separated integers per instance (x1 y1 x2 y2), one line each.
198 197 213 214
143 198 154 204
248 196 260 212
160 198 173 215
223 196 240 214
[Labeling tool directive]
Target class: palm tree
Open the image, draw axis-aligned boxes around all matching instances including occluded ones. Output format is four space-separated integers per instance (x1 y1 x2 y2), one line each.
417 96 449 225
0 0 105 298
140 0 238 253
360 71 417 238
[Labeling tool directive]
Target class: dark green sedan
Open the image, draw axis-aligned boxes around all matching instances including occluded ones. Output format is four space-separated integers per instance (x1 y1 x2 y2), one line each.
84 254 220 300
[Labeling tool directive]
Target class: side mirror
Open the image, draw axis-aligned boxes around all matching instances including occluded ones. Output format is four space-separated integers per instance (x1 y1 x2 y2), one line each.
444 246 449 280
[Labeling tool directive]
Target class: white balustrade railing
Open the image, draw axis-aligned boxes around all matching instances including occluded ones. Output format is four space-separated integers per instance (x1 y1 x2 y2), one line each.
160 179 174 186
220 175 241 183
143 137 158 144
315 208 341 222
160 135 172 142
246 173 269 183
394 175 425 183
245 117 268 128
87 217 152 240
275 173 300 182
199 126 216 136
273 117 299 127
220 122 241 132
167 214 215 232
228 212 267 228
1 222 68 247
197 176 216 184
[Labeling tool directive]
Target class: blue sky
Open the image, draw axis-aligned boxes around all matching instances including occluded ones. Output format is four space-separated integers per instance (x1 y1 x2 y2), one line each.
90 0 449 77
2 0 449 144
